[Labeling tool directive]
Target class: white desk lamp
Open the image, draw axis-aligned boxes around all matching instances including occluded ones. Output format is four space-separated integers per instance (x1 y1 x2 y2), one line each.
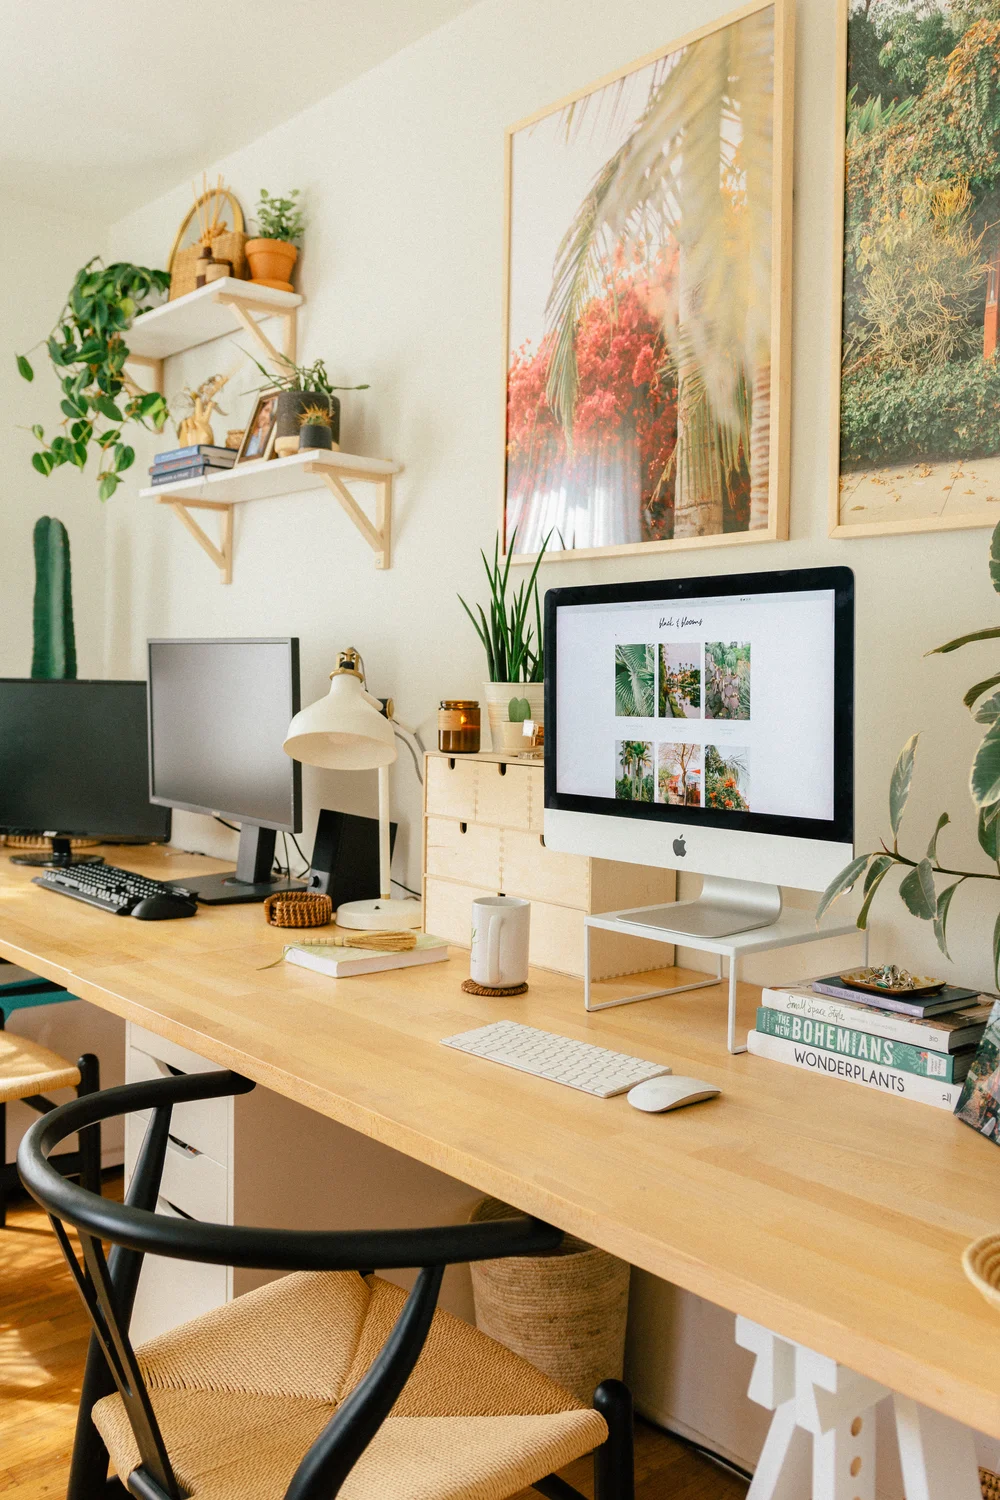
282 648 422 930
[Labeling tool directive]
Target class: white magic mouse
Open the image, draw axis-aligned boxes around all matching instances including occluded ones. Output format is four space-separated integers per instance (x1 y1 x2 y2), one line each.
627 1076 721 1113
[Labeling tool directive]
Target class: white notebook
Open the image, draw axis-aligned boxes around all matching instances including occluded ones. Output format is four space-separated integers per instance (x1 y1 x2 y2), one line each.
284 933 449 978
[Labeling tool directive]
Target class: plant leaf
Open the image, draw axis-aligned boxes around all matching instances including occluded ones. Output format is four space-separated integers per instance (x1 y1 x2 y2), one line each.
889 734 918 842
928 628 1000 655
94 395 123 422
979 805 1000 862
964 674 1000 711
857 854 893 930
31 451 54 477
926 812 950 862
971 719 1000 808
898 857 936 921
16 353 33 381
933 878 964 960
98 472 120 501
816 853 871 924
991 518 1000 596
975 691 1000 725
993 907 1000 989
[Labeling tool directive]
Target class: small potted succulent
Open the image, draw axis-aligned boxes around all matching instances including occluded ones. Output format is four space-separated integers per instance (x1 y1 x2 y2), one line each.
245 189 305 290
297 403 335 452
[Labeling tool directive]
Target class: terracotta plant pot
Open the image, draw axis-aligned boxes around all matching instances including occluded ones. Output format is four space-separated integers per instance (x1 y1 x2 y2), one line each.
245 238 298 291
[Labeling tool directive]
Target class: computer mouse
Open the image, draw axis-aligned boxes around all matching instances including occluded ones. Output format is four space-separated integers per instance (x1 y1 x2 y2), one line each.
627 1076 720 1113
130 894 198 921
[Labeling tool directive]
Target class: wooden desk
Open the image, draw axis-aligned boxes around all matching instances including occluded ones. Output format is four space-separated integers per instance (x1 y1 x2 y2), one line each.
2 845 998 1445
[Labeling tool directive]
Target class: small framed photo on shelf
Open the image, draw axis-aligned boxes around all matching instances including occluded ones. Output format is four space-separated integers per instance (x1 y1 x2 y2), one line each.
955 999 1000 1144
236 391 279 464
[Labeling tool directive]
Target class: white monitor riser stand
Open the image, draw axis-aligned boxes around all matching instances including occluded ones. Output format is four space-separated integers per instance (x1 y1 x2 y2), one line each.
583 886 867 1054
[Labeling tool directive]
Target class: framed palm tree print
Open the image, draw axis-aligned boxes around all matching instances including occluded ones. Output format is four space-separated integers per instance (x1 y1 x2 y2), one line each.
502 0 793 564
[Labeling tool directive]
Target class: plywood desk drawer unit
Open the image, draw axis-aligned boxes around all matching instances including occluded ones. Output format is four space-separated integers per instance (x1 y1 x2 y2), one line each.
423 750 674 978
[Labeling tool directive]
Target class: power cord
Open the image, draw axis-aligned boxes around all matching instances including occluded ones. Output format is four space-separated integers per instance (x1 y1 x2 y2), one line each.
391 878 421 898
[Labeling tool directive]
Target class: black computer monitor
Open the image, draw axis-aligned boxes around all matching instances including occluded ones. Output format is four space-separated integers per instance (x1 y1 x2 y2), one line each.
0 679 171 867
147 638 304 905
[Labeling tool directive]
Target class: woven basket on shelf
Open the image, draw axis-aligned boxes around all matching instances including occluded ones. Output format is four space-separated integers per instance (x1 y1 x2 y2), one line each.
981 1469 1000 1500
169 232 248 300
262 891 332 929
468 1196 630 1403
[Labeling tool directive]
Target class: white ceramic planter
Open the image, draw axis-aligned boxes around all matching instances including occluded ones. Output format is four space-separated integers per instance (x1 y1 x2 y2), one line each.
482 681 544 753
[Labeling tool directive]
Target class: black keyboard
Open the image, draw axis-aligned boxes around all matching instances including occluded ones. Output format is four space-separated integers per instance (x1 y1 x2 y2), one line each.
33 863 197 917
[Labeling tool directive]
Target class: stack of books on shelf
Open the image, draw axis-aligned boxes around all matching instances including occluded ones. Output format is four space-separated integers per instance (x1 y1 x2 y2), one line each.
748 973 994 1111
149 445 238 486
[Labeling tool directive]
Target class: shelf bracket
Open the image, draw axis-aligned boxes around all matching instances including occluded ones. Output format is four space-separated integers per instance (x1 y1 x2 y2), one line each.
124 354 164 394
158 496 233 584
307 464 393 569
214 291 297 367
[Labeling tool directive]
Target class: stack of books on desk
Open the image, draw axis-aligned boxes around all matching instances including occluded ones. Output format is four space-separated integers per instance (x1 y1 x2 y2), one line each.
748 974 993 1111
149 445 238 485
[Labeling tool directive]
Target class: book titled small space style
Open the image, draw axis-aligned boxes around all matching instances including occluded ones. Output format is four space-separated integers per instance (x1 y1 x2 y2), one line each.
149 461 233 485
762 983 991 1053
746 1029 962 1111
153 444 237 466
754 1006 975 1083
811 973 980 1018
284 932 449 979
954 999 1000 1144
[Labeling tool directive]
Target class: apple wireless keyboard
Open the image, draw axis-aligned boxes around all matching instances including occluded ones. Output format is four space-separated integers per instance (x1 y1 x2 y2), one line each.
440 1019 670 1098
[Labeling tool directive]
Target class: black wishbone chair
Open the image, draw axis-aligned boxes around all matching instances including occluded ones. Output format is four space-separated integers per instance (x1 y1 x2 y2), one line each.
18 1069 635 1500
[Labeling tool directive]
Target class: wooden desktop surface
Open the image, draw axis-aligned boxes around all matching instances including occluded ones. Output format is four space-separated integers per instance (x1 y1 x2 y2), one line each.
2 845 998 1437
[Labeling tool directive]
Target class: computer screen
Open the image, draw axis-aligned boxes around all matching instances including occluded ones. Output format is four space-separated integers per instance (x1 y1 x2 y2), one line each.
544 568 853 889
0 679 170 841
147 638 301 832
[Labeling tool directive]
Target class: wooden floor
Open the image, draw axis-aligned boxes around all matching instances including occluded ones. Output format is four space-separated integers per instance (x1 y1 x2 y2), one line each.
0 1180 748 1499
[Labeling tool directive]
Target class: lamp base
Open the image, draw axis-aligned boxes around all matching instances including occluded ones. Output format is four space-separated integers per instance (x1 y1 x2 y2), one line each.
336 896 423 931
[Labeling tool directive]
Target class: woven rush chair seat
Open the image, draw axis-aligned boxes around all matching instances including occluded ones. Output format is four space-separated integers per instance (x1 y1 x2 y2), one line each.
0 1029 82 1103
92 1269 608 1500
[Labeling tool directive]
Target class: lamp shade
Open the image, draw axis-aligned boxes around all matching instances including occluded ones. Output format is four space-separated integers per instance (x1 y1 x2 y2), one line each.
283 670 396 771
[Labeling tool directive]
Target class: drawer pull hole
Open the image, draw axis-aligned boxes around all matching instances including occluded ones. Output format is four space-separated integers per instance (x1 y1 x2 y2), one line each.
539 835 546 848
459 822 467 833
162 1197 196 1221
448 757 456 770
498 764 507 777
167 1134 200 1159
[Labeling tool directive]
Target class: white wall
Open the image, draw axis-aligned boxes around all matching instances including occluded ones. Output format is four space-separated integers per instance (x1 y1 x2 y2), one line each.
2 196 108 678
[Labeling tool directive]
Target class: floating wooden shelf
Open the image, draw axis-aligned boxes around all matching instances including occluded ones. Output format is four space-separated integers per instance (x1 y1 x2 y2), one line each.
142 448 400 583
125 278 302 390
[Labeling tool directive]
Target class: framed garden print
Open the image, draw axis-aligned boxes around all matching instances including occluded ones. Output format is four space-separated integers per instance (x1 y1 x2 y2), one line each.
502 0 793 564
831 0 1000 539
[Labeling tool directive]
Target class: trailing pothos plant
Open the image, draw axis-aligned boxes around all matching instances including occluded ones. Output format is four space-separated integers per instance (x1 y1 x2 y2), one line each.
820 518 1000 981
16 258 170 500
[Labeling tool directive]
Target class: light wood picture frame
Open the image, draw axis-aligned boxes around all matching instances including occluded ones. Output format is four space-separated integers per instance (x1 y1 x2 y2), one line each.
235 391 278 465
830 0 1000 540
501 0 794 566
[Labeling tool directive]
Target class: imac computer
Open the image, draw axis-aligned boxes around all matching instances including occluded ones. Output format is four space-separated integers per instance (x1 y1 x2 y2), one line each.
0 679 171 866
544 566 854 938
147 638 305 905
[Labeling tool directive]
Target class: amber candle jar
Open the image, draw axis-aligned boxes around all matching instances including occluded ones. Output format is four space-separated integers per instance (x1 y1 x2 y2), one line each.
438 700 481 754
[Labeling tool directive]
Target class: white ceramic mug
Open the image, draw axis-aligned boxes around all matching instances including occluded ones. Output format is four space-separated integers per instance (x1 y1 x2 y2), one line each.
470 896 530 988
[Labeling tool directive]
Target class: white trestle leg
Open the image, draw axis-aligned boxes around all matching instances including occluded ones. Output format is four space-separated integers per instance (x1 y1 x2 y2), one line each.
735 1318 981 1500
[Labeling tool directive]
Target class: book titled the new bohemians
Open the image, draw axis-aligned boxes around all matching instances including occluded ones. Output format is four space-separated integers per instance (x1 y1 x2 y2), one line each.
754 1006 976 1083
747 1030 962 1110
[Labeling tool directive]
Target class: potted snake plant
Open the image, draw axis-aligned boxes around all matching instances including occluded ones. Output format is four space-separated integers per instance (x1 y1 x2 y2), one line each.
458 530 551 752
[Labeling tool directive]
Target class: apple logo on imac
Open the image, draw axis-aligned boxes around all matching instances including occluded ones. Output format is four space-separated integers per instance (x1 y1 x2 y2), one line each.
672 836 687 857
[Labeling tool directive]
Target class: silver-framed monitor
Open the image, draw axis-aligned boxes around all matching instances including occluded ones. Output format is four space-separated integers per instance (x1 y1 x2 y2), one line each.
543 567 854 937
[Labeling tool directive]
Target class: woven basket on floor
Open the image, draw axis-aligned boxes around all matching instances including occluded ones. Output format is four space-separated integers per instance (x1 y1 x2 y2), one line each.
262 891 332 928
468 1196 630 1403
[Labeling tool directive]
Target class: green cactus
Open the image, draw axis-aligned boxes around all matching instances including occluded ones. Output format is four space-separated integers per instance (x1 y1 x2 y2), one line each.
31 516 77 679
507 696 532 723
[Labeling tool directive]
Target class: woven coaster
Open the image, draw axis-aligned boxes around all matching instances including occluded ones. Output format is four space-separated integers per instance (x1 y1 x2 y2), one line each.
461 978 529 997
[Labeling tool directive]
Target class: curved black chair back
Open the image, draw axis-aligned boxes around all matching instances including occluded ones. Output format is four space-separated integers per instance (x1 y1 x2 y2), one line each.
18 1069 564 1500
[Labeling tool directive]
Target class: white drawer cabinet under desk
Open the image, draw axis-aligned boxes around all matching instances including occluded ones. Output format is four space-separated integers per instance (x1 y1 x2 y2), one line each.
124 1023 482 1343
422 750 674 979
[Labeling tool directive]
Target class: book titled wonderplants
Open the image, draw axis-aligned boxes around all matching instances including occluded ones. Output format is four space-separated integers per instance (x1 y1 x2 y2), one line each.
955 999 1000 1144
754 1007 975 1083
747 1030 961 1111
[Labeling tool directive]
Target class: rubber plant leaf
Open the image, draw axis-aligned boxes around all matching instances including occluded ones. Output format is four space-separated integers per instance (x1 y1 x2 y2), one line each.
856 855 893 930
898 858 936 921
979 805 1000 862
933 879 964 960
964 675 1000 712
816 853 871 924
971 719 1000 809
926 812 950 862
889 734 918 843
